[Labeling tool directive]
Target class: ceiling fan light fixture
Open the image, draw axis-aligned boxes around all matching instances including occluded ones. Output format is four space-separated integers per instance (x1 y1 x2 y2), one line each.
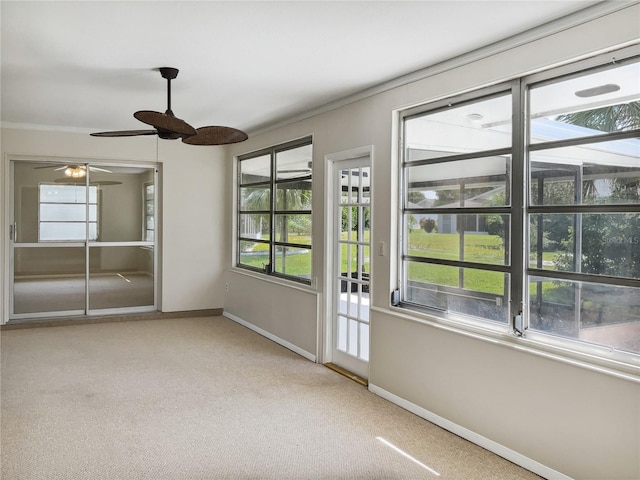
65 166 86 178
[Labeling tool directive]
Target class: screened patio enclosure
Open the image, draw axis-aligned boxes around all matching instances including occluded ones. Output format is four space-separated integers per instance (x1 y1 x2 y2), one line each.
405 124 639 346
402 56 639 355
526 144 639 353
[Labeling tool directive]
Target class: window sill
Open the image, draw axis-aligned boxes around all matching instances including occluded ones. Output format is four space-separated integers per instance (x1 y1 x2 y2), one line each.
372 304 640 384
229 267 319 294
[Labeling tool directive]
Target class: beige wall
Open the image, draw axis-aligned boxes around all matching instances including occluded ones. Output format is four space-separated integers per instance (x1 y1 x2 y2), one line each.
370 312 640 480
224 5 640 479
159 139 227 311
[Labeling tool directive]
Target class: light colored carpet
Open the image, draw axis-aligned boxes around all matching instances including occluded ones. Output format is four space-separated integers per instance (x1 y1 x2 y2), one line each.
1 316 542 479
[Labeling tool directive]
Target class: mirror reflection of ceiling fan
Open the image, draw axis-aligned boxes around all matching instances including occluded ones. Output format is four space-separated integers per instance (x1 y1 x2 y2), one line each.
34 164 112 178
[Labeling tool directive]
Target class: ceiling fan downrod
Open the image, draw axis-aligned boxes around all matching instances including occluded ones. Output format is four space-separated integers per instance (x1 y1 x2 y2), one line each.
159 67 179 117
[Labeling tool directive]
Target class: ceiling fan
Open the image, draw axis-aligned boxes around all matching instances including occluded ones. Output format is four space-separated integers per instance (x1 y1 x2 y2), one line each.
34 164 112 178
90 67 248 146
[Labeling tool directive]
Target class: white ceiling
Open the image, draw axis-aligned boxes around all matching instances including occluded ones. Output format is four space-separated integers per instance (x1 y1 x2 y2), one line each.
1 1 615 138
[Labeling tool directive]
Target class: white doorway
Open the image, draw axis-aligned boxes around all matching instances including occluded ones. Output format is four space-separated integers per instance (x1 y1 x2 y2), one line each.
325 150 371 380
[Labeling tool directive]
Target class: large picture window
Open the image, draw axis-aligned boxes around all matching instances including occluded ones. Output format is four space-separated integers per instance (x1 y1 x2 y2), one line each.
237 137 313 283
400 48 640 365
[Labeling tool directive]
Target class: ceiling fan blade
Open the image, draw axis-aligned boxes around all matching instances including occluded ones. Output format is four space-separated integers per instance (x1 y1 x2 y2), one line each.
91 129 158 137
55 178 123 186
182 126 248 145
134 110 196 136
33 164 69 170
89 166 112 173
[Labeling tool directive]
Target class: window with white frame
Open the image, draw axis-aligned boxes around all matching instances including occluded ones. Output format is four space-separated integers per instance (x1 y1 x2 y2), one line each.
400 48 640 365
237 137 313 283
39 183 98 241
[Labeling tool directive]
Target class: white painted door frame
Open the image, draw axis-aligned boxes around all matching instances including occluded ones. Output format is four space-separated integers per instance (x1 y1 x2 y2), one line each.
323 146 373 378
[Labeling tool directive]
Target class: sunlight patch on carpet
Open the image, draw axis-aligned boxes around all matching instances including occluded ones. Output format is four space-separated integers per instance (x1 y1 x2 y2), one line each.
376 436 440 476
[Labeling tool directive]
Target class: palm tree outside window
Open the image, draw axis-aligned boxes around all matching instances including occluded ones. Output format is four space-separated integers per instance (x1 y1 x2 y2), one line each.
237 137 313 283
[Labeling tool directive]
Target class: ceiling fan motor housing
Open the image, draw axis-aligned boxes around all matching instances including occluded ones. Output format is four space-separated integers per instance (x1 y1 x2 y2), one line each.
156 128 183 140
159 67 179 80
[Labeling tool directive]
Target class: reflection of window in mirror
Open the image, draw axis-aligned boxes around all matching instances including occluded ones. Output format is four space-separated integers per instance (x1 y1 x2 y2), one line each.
144 183 154 242
38 183 98 241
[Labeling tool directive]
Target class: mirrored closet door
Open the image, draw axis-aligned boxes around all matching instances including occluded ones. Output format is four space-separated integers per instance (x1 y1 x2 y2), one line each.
10 160 157 319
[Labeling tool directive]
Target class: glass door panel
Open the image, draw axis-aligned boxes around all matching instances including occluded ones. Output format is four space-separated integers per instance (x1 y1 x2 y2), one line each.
87 165 156 313
90 167 155 242
13 162 86 244
331 157 371 379
88 246 155 310
13 246 86 315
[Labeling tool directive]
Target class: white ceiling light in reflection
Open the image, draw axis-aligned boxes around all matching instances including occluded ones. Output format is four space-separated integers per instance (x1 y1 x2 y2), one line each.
575 83 620 98
64 166 86 178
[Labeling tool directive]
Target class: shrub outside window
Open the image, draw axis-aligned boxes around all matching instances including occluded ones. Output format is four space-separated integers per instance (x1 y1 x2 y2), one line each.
237 137 313 283
400 49 640 365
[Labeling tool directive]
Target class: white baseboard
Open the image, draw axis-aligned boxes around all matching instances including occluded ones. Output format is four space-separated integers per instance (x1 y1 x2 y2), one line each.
368 384 573 480
223 311 317 362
